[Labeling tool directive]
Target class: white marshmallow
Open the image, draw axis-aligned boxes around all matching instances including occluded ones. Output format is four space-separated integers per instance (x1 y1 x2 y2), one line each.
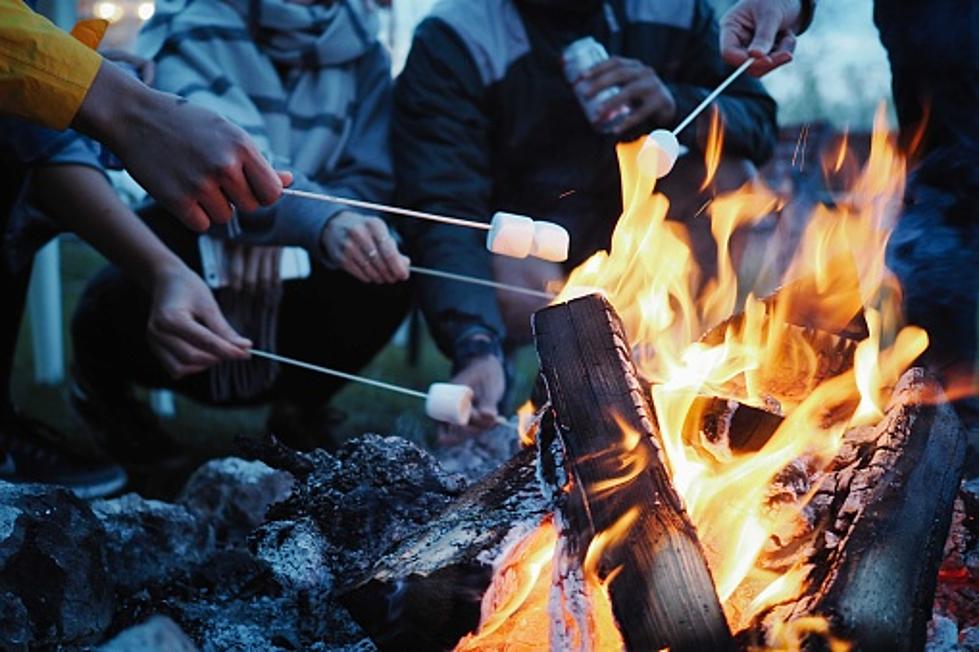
486 212 535 259
637 129 680 179
530 221 570 263
425 383 474 425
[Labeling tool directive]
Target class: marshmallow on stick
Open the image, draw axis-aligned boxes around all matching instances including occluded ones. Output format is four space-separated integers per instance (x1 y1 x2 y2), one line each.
281 189 569 263
637 130 681 180
426 383 474 426
248 350 473 425
487 213 570 262
637 58 754 179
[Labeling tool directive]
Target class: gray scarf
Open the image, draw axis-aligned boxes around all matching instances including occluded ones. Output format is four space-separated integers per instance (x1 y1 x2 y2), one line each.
138 0 379 402
138 0 378 177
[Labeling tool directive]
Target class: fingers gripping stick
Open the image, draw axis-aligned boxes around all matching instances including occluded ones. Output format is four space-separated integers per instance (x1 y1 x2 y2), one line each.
249 350 473 425
281 189 569 262
637 58 754 179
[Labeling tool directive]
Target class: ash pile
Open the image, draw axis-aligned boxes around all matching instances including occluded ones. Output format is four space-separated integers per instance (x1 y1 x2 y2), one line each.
0 431 516 652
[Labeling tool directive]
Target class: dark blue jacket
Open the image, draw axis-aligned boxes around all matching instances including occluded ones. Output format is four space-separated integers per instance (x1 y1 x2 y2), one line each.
394 0 777 358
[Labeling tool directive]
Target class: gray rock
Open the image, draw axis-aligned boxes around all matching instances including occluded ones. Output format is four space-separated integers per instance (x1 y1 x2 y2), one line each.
254 517 333 593
0 481 113 649
259 435 467 581
179 458 294 547
927 614 961 652
92 493 211 592
97 616 198 652
960 627 979 651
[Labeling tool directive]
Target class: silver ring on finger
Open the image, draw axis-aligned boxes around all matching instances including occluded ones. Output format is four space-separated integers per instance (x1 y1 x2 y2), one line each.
367 249 379 259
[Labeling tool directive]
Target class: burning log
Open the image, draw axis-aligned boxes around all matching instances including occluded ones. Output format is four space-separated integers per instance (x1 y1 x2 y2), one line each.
339 448 551 651
754 369 967 650
532 293 735 652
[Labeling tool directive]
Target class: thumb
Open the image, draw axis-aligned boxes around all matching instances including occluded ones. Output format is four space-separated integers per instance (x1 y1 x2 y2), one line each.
278 170 294 188
201 304 252 352
746 14 780 57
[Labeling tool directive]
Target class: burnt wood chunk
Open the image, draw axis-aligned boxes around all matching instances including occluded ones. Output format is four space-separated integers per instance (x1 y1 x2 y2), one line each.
757 369 967 651
339 448 551 652
533 293 735 652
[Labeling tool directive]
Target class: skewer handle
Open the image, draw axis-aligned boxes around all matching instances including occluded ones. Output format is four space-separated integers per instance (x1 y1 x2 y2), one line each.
249 349 428 399
282 188 490 231
409 265 555 300
672 58 754 137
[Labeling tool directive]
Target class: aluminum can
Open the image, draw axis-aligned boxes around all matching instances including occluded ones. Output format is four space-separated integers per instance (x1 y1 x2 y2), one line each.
562 37 630 132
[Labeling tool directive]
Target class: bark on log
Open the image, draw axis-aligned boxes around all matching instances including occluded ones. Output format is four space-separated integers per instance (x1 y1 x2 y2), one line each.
532 293 735 652
339 448 551 651
754 368 967 651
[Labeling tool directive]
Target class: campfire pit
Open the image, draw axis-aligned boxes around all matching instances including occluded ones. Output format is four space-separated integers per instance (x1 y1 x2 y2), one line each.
342 294 966 651
342 115 970 651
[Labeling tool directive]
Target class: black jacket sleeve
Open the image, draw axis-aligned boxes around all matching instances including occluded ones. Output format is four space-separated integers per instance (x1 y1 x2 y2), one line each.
663 0 778 165
393 18 506 358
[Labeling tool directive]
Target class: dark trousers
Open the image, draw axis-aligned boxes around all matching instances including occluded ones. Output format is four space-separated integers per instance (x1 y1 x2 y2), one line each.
0 260 30 416
71 259 411 409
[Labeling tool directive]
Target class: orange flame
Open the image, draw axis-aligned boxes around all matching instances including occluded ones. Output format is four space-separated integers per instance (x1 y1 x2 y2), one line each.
765 616 852 652
833 131 849 174
460 105 922 648
701 105 725 191
455 519 558 651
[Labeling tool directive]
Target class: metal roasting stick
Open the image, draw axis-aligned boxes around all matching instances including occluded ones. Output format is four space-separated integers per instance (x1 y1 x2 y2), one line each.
408 265 555 300
282 188 491 231
671 58 754 137
249 349 427 399
250 350 520 431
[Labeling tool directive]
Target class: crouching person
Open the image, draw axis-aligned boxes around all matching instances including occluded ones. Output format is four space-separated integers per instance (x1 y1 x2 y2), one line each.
70 0 410 454
395 0 777 436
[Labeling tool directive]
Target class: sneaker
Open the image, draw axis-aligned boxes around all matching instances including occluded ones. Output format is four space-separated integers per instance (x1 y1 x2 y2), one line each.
68 373 184 468
265 401 346 452
0 410 127 499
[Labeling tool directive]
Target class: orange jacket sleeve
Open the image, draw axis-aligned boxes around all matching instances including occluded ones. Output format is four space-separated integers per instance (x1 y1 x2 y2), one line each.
0 0 104 130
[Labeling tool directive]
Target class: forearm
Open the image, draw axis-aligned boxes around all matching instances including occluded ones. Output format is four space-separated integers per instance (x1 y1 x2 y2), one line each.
31 165 185 288
70 59 171 156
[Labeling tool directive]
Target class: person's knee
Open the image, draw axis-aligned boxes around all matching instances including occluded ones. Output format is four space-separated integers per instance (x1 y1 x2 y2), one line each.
71 266 147 361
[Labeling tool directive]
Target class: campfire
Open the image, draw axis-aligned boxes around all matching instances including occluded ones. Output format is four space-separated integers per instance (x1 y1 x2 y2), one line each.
342 110 968 651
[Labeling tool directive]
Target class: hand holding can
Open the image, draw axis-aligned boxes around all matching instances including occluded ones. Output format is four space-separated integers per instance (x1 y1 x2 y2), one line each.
563 37 631 133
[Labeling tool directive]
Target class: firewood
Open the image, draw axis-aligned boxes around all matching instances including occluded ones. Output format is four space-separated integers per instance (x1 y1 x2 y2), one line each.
533 293 735 652
700 315 859 413
339 448 551 651
753 369 967 650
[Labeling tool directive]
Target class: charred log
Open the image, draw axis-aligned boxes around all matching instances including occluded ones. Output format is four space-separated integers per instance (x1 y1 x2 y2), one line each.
755 369 967 651
532 293 735 652
339 448 550 651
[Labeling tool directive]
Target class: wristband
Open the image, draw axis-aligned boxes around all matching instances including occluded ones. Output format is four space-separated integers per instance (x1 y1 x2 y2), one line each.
452 329 504 375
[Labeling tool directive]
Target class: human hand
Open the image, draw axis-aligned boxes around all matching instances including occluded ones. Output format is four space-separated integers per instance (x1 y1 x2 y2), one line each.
147 265 252 378
73 62 293 232
321 211 410 284
451 354 506 430
101 50 155 85
720 0 802 76
577 57 676 135
226 243 282 293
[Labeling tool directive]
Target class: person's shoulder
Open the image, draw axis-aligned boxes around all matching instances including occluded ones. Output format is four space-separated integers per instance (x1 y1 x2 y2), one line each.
619 0 698 30
136 0 243 56
418 0 529 86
